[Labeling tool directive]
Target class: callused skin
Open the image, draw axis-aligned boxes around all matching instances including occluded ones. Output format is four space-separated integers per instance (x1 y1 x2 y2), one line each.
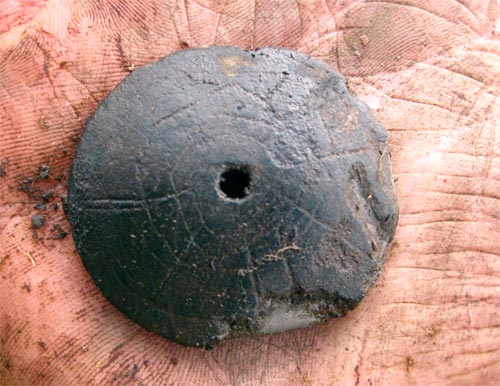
0 1 499 385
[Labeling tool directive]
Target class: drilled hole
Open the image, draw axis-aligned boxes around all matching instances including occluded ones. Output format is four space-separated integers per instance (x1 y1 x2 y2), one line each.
219 167 251 200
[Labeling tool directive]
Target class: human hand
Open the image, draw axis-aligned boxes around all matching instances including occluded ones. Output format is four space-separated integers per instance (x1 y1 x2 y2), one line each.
1 1 499 384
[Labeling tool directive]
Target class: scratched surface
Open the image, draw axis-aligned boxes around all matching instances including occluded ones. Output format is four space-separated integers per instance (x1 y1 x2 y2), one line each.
67 46 398 348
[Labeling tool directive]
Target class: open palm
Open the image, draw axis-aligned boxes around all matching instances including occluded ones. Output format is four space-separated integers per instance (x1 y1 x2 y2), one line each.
1 1 499 385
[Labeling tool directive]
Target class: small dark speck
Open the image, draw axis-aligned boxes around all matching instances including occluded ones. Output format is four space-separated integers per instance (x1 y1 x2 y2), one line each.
54 231 68 240
38 165 50 179
4 359 10 369
282 71 289 75
406 355 415 372
61 197 68 214
37 341 47 350
0 160 7 177
17 177 35 194
40 191 54 202
22 282 31 292
52 223 68 240
170 357 178 366
31 214 46 229
34 202 47 211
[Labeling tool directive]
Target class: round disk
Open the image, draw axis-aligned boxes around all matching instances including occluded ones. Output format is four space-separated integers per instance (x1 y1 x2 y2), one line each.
67 46 398 348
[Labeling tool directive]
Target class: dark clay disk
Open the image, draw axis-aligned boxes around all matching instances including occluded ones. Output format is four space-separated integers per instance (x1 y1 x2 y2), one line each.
67 46 398 348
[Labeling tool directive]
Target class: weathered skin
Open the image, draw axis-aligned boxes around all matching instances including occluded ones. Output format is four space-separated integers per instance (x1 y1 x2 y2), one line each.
67 46 398 347
0 0 499 384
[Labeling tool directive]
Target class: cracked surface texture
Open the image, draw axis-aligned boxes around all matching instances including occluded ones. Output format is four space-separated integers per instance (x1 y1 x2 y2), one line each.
67 46 398 347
